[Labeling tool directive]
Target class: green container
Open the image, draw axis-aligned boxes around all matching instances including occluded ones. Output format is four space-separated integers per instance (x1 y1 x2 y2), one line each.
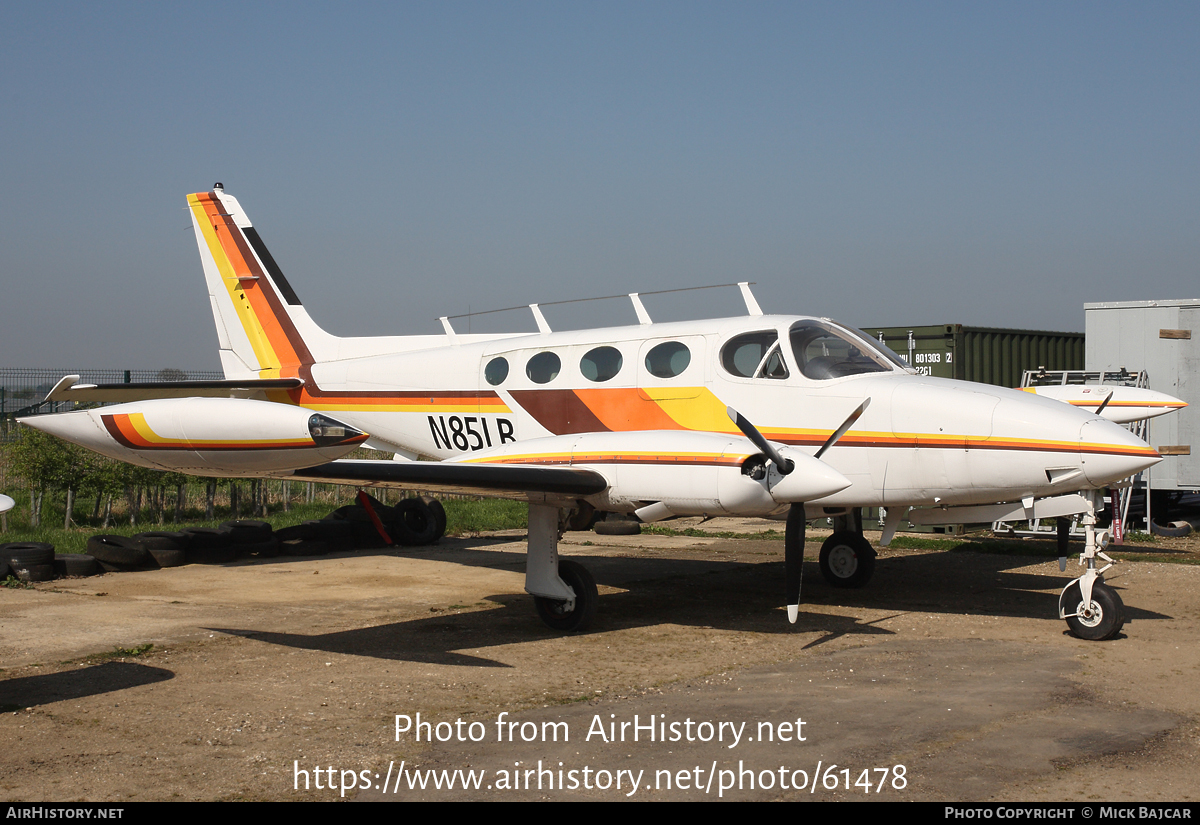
858 324 1084 389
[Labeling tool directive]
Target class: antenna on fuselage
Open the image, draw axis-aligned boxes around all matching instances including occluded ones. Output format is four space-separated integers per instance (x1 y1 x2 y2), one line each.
738 282 763 316
529 304 552 333
629 293 652 324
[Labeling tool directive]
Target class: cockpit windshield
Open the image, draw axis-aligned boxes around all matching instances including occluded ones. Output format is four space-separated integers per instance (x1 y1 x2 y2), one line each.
788 320 908 380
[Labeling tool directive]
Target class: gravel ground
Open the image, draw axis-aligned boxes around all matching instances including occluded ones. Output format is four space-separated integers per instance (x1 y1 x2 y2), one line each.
1 520 1198 802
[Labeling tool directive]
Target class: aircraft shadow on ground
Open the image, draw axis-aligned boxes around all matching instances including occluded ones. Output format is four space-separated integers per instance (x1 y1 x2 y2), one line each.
0 661 174 710
206 539 1171 664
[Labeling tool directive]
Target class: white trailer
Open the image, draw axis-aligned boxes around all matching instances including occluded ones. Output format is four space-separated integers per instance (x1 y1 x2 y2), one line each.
1085 300 1199 495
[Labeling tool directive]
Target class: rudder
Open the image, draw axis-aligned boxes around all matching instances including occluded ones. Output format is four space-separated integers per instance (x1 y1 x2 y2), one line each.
187 184 336 380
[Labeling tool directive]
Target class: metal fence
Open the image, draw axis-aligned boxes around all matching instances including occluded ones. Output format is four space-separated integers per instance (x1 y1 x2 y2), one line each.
0 368 223 441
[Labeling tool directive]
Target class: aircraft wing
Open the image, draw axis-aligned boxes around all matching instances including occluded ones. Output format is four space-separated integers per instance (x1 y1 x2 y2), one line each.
46 375 304 403
290 459 609 499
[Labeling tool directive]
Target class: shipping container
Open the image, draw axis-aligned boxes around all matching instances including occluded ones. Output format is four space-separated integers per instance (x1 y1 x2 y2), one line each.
858 324 1084 388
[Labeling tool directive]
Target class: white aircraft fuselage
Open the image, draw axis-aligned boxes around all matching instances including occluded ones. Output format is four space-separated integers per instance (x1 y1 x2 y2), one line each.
20 185 1166 637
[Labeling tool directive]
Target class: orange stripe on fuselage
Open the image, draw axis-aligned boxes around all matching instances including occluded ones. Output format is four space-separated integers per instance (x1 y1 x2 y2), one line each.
460 451 748 467
100 413 350 451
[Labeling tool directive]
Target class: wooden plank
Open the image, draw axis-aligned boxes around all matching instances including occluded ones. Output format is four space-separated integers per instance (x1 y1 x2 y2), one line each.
1156 445 1191 455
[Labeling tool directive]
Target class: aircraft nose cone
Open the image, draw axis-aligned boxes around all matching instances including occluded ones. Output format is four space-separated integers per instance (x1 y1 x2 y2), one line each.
1079 418 1161 487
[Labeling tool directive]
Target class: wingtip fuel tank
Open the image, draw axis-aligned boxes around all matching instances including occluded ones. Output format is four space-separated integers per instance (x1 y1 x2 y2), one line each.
19 398 367 476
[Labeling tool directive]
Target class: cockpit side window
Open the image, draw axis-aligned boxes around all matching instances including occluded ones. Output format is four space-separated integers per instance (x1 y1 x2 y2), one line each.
721 331 788 379
788 320 897 380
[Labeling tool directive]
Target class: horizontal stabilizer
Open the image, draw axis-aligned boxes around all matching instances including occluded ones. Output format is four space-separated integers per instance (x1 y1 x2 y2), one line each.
290 459 609 499
46 374 303 403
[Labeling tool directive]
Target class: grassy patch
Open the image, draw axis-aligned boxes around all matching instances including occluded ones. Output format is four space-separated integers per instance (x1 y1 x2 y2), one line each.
0 496 529 552
642 525 785 541
94 643 154 660
442 498 527 535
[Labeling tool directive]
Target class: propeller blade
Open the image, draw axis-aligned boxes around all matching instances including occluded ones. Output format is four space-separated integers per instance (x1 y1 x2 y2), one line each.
1057 517 1070 572
1095 390 1114 417
815 398 871 459
727 406 794 474
785 503 806 623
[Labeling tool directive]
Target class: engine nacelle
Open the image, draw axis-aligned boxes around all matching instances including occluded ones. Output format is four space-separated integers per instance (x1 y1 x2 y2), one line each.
19 397 367 475
451 430 850 518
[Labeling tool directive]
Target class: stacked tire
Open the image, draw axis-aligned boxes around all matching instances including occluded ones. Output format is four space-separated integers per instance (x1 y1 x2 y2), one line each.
220 520 280 558
87 535 154 572
3 542 57 582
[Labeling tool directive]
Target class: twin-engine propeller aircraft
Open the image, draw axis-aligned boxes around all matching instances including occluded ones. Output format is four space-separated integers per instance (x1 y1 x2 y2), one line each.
24 185 1167 640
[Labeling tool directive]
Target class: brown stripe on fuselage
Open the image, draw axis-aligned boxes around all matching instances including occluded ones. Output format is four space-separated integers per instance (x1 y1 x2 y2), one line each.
509 390 612 434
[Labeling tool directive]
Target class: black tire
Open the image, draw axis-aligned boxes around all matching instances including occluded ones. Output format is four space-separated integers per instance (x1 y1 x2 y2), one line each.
1063 580 1125 641
309 519 355 548
818 532 876 589
220 520 274 544
534 559 598 632
3 542 55 567
392 498 440 546
276 523 317 542
240 537 280 558
420 496 447 541
87 535 151 569
54 553 100 577
135 532 190 552
1151 520 1192 538
594 517 641 536
15 563 54 582
146 547 187 568
181 527 233 549
180 528 237 564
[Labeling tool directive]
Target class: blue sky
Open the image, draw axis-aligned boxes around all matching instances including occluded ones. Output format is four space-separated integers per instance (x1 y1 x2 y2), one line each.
2 1 1197 368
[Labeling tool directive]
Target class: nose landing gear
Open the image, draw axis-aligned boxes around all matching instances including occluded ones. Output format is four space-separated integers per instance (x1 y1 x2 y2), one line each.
1058 494 1125 641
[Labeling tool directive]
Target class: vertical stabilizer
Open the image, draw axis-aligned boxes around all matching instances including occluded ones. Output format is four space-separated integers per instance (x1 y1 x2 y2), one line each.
187 185 338 379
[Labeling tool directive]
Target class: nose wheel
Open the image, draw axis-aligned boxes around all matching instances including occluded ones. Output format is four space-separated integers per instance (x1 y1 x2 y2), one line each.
1059 493 1125 641
1061 578 1124 641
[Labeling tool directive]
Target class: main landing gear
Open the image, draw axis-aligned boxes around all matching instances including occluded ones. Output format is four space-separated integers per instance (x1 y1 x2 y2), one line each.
1058 495 1125 641
525 502 599 632
818 509 876 589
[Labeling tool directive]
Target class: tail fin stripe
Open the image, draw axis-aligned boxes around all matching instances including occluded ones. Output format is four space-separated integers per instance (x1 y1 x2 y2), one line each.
189 194 282 376
189 192 314 379
243 226 303 306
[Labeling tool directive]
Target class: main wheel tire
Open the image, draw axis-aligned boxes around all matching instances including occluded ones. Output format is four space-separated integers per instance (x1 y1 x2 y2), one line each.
594 516 640 536
534 559 598 633
1063 580 1125 641
818 532 876 589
